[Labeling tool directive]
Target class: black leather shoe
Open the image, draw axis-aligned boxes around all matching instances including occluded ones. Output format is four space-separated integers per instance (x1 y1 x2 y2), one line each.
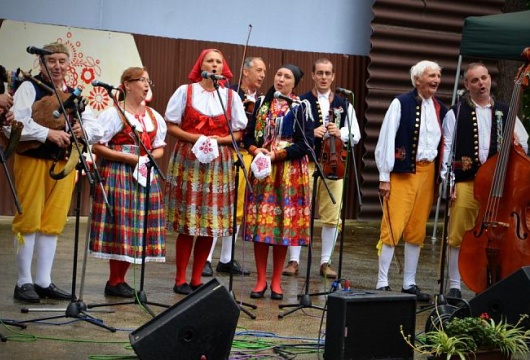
190 283 203 291
34 283 71 300
173 283 192 295
447 288 462 299
376 286 392 291
216 260 250 276
402 285 431 302
104 282 135 298
14 283 40 303
202 261 213 277
270 291 283 300
250 283 268 299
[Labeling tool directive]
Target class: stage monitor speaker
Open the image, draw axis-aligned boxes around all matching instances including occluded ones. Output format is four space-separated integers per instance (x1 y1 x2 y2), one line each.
129 278 240 360
324 289 416 360
469 266 530 329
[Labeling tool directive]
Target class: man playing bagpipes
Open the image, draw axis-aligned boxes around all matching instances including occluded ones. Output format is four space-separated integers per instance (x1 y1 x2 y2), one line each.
4 42 103 303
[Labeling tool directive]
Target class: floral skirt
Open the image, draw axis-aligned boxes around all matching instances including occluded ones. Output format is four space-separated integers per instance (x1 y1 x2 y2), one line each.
243 156 311 246
165 141 234 237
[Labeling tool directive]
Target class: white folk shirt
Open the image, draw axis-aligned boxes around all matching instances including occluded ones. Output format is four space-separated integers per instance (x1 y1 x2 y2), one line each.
441 101 529 178
375 96 442 182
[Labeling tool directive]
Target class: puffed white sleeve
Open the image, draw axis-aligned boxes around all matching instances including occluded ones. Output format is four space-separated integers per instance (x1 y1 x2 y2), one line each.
340 102 361 145
164 84 188 125
375 98 401 182
151 109 167 149
230 89 247 131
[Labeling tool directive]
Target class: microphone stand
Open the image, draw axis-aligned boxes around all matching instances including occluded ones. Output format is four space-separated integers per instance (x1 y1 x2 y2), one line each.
423 100 464 322
19 66 115 331
88 87 169 317
336 93 362 281
0 142 22 215
278 98 335 319
212 77 256 319
0 119 26 341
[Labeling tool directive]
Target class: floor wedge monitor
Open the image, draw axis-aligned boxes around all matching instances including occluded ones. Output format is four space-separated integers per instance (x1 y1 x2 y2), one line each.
130 278 240 360
325 289 416 359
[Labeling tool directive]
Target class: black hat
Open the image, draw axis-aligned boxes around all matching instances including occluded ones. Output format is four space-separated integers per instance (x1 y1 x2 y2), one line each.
280 63 304 87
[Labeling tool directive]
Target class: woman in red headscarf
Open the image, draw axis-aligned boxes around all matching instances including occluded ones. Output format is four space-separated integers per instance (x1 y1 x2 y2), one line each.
165 49 247 295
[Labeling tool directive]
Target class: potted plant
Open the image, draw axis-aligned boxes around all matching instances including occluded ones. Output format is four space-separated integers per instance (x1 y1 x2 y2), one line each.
401 311 530 359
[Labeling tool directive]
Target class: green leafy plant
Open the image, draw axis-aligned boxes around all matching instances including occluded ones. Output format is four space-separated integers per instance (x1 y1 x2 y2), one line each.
401 311 530 360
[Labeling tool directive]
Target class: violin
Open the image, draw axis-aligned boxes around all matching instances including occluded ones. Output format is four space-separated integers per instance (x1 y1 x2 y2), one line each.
243 98 255 118
320 108 347 180
458 48 530 294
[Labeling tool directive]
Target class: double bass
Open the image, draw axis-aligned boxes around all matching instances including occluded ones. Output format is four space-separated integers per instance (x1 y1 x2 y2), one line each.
458 48 530 294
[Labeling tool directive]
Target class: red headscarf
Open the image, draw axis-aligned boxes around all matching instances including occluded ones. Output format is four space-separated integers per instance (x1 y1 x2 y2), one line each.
187 48 233 86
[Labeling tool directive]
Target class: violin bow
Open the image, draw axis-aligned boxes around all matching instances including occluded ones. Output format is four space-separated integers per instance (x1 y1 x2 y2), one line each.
236 24 253 95
379 195 403 274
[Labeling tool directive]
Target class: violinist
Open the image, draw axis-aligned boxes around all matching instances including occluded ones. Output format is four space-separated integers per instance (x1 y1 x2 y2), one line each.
375 60 447 302
202 56 265 278
441 63 528 299
282 58 361 279
5 42 103 303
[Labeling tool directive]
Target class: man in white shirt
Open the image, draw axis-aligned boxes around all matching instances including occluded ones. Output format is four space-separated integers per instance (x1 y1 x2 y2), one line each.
283 58 361 279
374 60 447 302
440 62 528 299
7 42 103 303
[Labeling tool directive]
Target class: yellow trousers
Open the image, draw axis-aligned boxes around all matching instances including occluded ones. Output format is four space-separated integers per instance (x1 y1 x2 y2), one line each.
309 162 343 227
236 148 253 224
448 181 479 247
379 162 435 246
12 153 76 235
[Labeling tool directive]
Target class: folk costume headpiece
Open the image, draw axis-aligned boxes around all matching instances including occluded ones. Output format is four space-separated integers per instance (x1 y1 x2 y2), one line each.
187 48 233 86
280 63 304 87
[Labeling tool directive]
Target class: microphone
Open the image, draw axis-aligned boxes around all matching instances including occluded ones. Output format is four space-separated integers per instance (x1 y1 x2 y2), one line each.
91 80 118 91
457 89 466 98
335 87 353 96
52 87 82 118
273 91 300 104
201 71 226 81
26 46 54 56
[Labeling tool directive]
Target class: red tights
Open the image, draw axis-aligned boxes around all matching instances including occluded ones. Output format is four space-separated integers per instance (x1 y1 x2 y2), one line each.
175 234 213 287
253 242 287 294
108 259 131 286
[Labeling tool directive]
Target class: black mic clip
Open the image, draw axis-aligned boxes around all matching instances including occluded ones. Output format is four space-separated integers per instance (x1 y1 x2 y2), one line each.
335 87 353 96
91 80 118 91
26 46 54 56
201 71 226 81
52 87 82 119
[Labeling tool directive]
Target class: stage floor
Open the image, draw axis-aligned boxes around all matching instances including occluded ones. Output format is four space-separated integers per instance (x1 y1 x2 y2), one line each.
0 216 473 359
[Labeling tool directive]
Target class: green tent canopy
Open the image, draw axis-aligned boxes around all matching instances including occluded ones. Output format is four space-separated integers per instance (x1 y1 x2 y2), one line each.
451 10 530 104
460 10 530 61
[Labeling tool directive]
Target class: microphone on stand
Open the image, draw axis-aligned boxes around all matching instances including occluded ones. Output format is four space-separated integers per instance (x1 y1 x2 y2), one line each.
335 87 353 96
273 91 301 105
26 46 54 56
201 71 226 81
91 80 118 91
52 87 82 118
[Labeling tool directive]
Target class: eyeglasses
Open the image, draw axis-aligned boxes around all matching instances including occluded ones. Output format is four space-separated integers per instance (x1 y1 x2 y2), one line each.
315 71 333 77
131 77 154 87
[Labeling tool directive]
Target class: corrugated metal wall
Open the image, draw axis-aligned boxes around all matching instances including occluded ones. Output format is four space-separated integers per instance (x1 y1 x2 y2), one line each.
361 0 506 220
0 0 512 220
0 26 368 217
